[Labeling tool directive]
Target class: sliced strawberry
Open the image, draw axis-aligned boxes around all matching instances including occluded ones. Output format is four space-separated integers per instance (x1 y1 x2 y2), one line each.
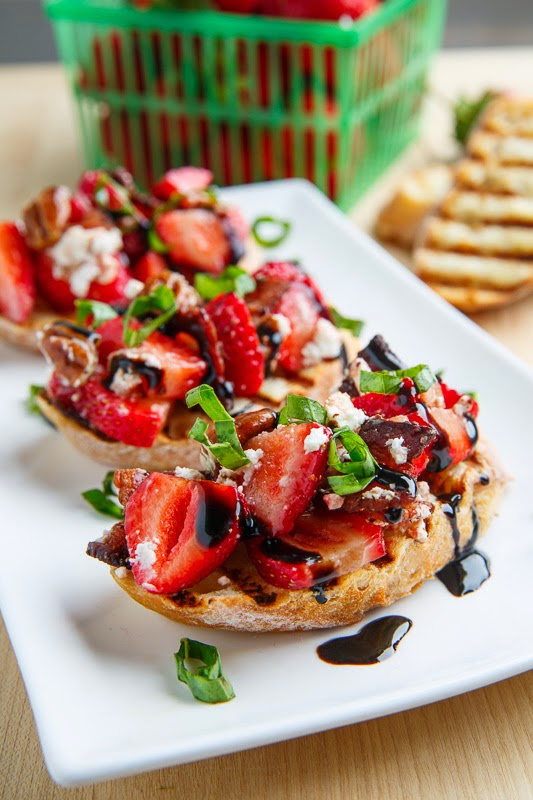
107 330 207 400
124 473 241 593
243 422 331 535
152 167 213 200
35 252 132 312
206 292 264 395
0 222 36 323
155 209 232 274
131 251 167 283
352 391 414 419
276 283 320 373
439 381 462 409
247 510 385 590
426 408 475 471
254 261 329 314
95 316 134 364
48 371 169 447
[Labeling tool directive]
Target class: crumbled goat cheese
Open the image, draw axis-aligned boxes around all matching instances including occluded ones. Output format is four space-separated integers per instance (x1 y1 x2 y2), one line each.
326 391 367 431
174 466 204 480
271 313 291 340
109 368 143 397
411 519 429 542
279 474 289 488
362 486 396 502
49 225 123 298
114 566 129 579
303 426 329 454
217 468 239 488
386 436 408 465
323 493 345 510
217 575 231 587
241 448 264 486
258 377 291 404
301 318 342 367
124 278 144 299
132 540 158 574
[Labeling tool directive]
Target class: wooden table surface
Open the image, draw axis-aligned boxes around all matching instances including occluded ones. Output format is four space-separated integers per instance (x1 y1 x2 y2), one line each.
0 49 532 799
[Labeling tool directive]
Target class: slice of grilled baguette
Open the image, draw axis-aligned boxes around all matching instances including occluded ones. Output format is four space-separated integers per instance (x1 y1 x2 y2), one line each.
0 308 70 351
110 439 505 632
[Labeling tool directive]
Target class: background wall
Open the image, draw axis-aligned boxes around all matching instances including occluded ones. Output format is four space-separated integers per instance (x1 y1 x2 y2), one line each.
0 0 532 63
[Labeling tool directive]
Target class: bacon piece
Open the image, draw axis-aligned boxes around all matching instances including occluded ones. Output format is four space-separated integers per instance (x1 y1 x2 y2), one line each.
114 468 149 506
86 521 130 567
23 186 72 250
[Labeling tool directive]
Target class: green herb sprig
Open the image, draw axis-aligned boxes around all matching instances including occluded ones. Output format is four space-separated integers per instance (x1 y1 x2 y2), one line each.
194 266 256 302
277 394 327 426
454 90 497 146
186 384 250 470
360 364 436 395
174 638 235 704
82 471 124 519
329 307 364 337
251 216 291 248
75 299 118 329
122 285 177 347
327 427 377 496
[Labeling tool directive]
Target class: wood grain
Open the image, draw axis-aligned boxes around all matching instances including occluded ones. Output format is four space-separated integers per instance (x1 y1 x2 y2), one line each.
1 52 532 798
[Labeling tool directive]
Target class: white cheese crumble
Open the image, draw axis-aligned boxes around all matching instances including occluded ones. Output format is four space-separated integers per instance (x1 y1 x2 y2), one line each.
132 540 158 575
323 493 345 510
109 368 143 397
362 486 397 502
386 436 408 465
216 467 239 488
114 566 129 579
303 426 329 454
325 391 367 431
270 313 291 340
49 225 123 298
411 519 429 542
124 278 144 299
301 318 342 367
241 448 264 486
217 575 231 587
174 466 204 480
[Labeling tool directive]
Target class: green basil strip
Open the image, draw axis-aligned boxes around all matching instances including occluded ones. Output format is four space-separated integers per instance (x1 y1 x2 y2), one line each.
194 266 256 301
186 385 250 469
329 307 364 337
277 394 327 426
147 224 170 254
251 216 291 248
454 90 497 146
174 638 235 704
82 489 124 519
26 384 44 415
359 364 436 395
466 391 479 402
94 175 136 216
102 470 118 497
122 285 176 347
327 427 377 496
75 299 118 329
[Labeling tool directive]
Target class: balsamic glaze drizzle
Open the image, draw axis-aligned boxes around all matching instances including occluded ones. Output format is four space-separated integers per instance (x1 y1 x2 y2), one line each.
259 538 322 565
375 466 417 497
317 616 412 665
436 498 491 597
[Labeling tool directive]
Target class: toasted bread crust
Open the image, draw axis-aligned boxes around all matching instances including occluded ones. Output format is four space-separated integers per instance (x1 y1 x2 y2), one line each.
0 309 65 351
110 439 506 632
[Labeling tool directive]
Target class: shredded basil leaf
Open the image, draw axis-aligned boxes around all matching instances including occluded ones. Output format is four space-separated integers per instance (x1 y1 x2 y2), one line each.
94 175 136 216
26 384 44 415
174 638 235 704
278 394 327 426
122 285 176 347
75 299 118 329
186 384 250 469
329 307 364 337
466 391 479 402
82 470 124 519
454 90 497 146
327 427 377 496
360 364 436 395
194 266 256 301
251 216 291 248
147 224 170 254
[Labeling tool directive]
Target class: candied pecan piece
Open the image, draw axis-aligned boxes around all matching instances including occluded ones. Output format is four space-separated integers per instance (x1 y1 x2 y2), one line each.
39 321 100 387
144 270 200 313
234 408 278 445
358 334 405 372
86 521 130 568
114 468 149 506
23 186 71 250
358 418 437 471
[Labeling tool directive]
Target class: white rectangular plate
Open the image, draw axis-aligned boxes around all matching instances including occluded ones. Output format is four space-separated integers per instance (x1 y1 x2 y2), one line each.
1 180 532 787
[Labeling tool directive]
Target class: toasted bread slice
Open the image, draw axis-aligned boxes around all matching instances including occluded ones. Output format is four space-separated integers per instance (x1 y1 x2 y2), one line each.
36 335 355 470
0 308 68 351
468 131 533 166
414 248 533 290
440 190 533 226
456 161 533 197
375 164 454 249
110 440 505 632
422 218 533 257
480 96 533 138
423 282 531 313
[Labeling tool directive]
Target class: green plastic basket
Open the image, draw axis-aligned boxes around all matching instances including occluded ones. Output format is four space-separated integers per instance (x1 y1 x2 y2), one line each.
44 0 446 208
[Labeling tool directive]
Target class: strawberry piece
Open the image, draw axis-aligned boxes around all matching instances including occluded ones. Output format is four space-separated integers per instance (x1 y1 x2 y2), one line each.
122 229 148 263
69 192 92 224
0 222 36 323
95 316 134 364
352 392 412 419
206 292 264 395
426 408 475 471
152 167 214 201
439 380 462 409
276 283 320 373
247 511 385 590
48 371 169 447
254 261 329 313
108 331 207 400
35 252 132 312
124 473 241 593
156 209 232 274
131 251 167 283
215 0 258 11
243 422 331 535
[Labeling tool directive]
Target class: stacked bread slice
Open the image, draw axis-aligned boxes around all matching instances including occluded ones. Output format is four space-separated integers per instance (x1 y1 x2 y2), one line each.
414 96 533 312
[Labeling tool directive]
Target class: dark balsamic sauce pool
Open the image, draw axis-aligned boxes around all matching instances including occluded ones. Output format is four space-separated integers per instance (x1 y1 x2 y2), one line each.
317 616 412 665
436 494 491 597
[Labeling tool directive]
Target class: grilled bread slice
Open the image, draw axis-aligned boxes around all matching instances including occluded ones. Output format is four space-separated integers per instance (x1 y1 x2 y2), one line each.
110 439 505 632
